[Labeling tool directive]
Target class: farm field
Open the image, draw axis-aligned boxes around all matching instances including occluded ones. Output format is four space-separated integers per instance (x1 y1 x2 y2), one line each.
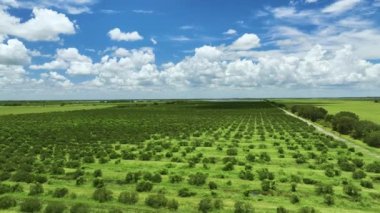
273 99 380 124
0 101 380 212
0 102 117 116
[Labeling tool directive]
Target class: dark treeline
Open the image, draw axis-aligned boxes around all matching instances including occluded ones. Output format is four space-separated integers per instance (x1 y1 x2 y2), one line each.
287 105 380 148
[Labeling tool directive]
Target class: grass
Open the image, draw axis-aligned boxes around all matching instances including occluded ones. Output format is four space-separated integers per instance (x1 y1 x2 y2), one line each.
0 101 379 212
274 98 380 124
0 103 117 115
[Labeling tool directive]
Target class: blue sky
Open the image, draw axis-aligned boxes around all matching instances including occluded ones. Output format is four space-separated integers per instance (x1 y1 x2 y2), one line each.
0 0 380 99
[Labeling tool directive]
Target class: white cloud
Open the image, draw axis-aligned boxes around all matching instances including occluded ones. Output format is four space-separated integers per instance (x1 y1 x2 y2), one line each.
305 0 318 3
180 25 195 30
150 38 157 45
0 8 76 41
0 64 26 87
229 33 260 50
170 35 191 41
108 28 143 41
194 45 222 61
31 48 94 75
1 0 96 14
41 71 73 88
322 0 361 14
132 9 153 14
223 29 237 35
0 39 30 65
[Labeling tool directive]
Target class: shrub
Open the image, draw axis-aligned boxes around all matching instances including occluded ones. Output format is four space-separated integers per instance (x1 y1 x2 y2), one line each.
0 184 11 195
20 198 42 212
226 148 238 156
118 191 138 204
234 201 254 213
198 198 213 213
290 194 300 204
145 194 168 209
0 195 17 209
360 180 373 188
343 183 361 199
261 180 276 192
366 161 380 173
92 187 113 203
151 173 162 183
44 202 66 213
277 206 288 213
35 175 48 184
364 131 380 147
298 206 317 213
70 203 90 213
188 173 208 186
93 178 105 188
214 199 223 210
93 169 102 177
136 181 153 192
324 195 334 206
222 162 234 171
167 199 179 211
0 172 11 181
12 171 34 183
208 181 218 190
239 170 254 181
169 175 183 183
352 169 366 179
178 188 196 197
29 183 44 196
246 153 256 162
53 187 69 198
315 183 334 195
76 176 85 186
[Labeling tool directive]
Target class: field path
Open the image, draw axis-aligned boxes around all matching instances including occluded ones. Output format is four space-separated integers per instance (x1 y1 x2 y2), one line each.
280 108 380 159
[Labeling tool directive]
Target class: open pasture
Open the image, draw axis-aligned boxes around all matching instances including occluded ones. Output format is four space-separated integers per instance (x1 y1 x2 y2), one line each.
274 99 380 124
0 101 379 212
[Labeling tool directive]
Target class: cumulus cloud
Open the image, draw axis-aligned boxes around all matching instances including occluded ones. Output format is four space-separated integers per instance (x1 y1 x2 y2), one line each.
41 71 73 88
0 8 76 41
229 33 260 50
0 39 30 65
150 38 157 45
0 64 27 87
31 48 94 75
322 0 361 14
108 28 143 41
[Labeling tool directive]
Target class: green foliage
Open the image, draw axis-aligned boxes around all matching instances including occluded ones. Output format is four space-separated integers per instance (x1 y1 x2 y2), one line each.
53 187 69 198
44 202 67 213
364 131 380 147
70 203 90 213
145 193 168 209
136 181 153 192
20 198 42 212
92 187 113 203
234 201 254 213
28 183 44 196
167 199 179 211
118 191 139 204
198 198 213 213
188 172 208 186
343 183 361 200
291 105 327 122
178 188 196 197
0 195 17 209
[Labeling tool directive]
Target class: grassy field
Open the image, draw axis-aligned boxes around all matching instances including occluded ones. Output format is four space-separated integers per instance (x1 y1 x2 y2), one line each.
274 99 380 124
0 103 117 115
0 101 379 212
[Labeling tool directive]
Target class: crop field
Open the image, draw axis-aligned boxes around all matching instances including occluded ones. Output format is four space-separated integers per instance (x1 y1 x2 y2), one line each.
0 101 380 212
274 99 380 124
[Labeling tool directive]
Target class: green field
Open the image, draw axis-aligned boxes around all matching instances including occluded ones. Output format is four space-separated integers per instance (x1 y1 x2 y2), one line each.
0 101 379 213
0 103 116 115
274 99 380 124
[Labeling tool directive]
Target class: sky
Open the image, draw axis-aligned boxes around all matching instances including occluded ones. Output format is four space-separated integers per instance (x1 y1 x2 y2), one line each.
0 0 380 100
